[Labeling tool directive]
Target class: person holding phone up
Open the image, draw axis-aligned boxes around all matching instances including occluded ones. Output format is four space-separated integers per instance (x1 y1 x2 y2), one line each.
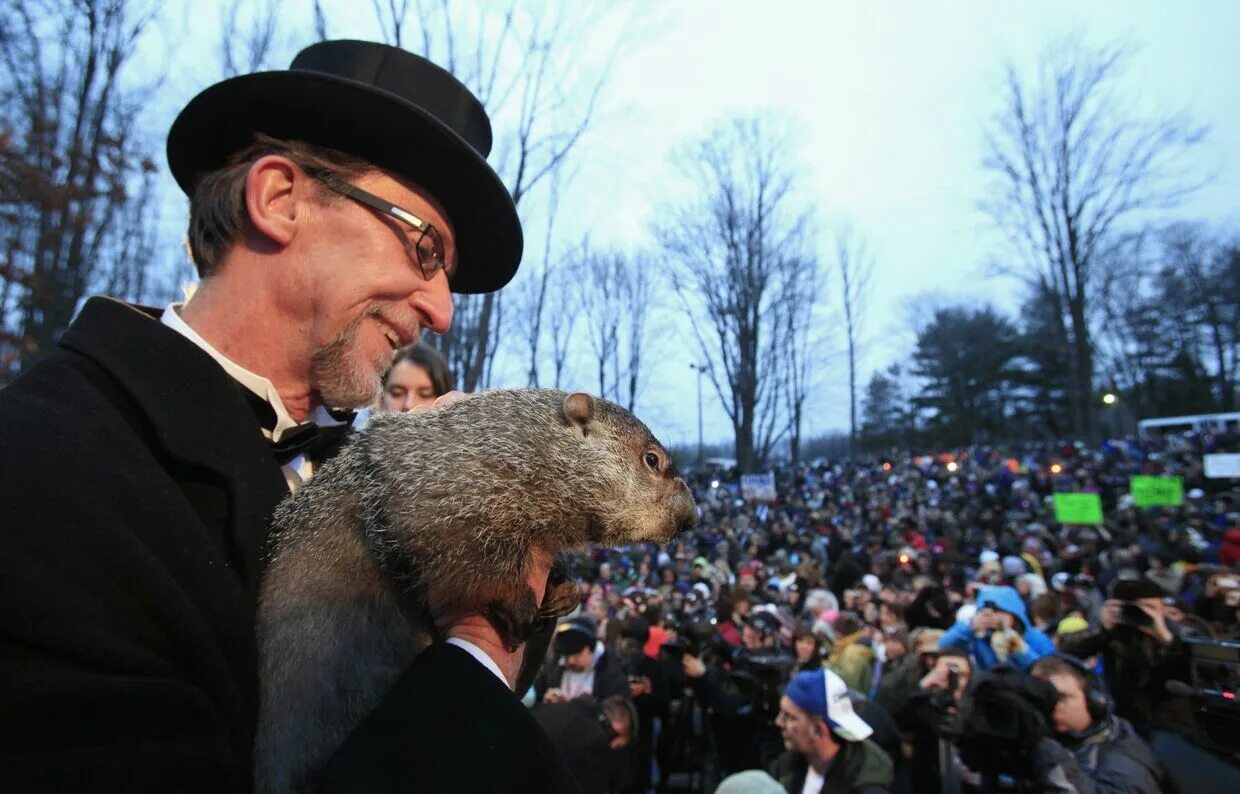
1058 578 1193 739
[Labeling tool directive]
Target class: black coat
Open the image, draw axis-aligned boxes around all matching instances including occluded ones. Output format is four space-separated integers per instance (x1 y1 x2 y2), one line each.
316 642 581 793
532 698 625 793
535 645 630 704
0 298 288 792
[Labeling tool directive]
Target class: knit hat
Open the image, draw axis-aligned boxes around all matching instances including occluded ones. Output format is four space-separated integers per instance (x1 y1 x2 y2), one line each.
1056 615 1089 635
1108 578 1164 601
715 771 786 794
553 616 596 656
783 669 873 742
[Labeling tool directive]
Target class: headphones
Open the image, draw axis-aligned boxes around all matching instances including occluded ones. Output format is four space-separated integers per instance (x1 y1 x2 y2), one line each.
1051 653 1112 723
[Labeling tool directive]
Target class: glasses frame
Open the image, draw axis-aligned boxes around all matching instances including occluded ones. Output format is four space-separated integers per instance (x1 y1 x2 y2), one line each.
318 176 451 281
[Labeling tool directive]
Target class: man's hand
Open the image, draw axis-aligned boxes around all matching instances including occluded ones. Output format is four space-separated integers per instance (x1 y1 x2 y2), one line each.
1135 599 1174 645
971 609 996 635
407 390 469 412
682 654 706 680
1100 599 1122 632
543 687 567 704
990 626 1027 660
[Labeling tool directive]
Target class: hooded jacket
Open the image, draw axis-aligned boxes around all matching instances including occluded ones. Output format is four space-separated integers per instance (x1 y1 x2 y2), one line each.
1057 714 1165 794
938 586 1055 670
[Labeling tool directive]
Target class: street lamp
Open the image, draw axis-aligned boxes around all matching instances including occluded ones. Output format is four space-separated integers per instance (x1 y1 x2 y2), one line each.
689 363 707 468
1102 393 1117 405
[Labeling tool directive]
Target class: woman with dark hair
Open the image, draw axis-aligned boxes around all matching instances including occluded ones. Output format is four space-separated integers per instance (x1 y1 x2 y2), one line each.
792 627 825 673
380 341 454 412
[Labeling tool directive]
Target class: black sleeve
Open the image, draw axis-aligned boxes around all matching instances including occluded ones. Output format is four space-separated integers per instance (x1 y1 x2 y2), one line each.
1058 626 1109 659
0 370 254 792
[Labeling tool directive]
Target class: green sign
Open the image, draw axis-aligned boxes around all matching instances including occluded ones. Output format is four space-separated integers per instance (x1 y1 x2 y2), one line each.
1130 476 1183 508
1053 492 1103 525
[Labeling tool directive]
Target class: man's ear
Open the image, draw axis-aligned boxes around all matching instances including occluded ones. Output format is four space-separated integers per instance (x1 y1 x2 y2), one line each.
243 155 301 249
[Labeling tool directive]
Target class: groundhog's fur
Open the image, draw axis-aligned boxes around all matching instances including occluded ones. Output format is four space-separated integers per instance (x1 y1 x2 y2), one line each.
254 389 697 793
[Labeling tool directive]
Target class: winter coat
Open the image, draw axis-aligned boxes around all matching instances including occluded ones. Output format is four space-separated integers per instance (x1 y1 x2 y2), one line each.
826 630 875 694
1059 715 1166 794
771 738 893 794
937 585 1055 670
0 298 290 791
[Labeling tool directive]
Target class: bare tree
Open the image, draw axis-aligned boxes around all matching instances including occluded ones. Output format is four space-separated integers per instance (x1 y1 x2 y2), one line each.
510 167 564 386
375 1 624 391
579 246 623 401
220 0 283 77
1159 224 1239 411
0 0 161 380
545 252 581 390
837 227 873 458
983 38 1208 439
659 115 812 472
371 0 412 49
780 254 824 467
312 0 329 41
618 252 653 413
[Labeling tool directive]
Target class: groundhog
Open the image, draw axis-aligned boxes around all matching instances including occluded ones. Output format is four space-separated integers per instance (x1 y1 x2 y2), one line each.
255 389 697 793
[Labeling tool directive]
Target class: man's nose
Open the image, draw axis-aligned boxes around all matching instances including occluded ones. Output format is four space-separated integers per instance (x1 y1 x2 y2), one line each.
411 272 454 335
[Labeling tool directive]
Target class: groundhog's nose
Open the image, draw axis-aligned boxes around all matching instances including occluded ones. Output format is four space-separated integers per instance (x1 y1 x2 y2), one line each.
675 481 698 532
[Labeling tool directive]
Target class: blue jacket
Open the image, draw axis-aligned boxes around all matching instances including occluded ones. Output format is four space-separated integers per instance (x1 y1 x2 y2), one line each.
939 585 1055 670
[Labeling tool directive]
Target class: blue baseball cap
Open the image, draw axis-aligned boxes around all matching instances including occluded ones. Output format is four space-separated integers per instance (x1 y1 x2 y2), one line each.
783 669 873 742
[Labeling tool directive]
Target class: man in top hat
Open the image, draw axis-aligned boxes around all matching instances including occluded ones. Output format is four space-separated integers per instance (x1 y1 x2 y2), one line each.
771 668 893 794
0 40 560 792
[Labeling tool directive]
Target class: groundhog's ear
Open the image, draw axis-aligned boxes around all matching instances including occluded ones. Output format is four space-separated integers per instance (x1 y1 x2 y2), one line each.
562 392 594 434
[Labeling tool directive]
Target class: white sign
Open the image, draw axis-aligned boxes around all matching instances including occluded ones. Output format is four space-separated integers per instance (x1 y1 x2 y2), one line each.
1204 453 1240 479
740 472 776 502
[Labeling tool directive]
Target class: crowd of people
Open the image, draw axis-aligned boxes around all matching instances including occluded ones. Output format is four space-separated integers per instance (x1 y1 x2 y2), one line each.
533 430 1240 792
3 30 1238 794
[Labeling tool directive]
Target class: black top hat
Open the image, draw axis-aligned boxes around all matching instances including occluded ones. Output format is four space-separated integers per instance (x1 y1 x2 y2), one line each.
167 40 522 294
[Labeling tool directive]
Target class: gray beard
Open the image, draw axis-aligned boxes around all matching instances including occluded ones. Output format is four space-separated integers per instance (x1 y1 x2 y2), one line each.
310 309 390 409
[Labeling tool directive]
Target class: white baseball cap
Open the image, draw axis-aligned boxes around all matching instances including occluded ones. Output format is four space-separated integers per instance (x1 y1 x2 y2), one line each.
783 668 874 742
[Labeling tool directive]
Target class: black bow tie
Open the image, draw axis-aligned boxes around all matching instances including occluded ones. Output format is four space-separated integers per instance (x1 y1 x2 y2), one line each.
270 421 354 465
238 385 355 465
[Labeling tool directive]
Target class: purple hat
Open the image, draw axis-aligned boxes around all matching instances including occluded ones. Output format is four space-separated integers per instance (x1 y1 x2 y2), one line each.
783 669 873 742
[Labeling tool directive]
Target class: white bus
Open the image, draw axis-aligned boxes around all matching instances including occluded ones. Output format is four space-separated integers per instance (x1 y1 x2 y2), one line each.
1137 412 1240 439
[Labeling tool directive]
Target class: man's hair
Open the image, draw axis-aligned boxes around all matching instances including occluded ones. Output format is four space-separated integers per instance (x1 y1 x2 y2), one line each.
833 611 865 637
600 695 638 743
186 133 374 278
388 342 454 396
1030 656 1089 693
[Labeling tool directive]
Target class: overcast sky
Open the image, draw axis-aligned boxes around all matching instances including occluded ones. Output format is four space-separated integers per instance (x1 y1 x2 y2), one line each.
150 1 1240 451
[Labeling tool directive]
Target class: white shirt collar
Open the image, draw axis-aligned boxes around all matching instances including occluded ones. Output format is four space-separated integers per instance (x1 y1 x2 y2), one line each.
446 637 510 689
160 302 346 441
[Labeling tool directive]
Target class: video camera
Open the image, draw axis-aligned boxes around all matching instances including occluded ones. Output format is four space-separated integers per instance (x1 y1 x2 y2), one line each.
950 666 1059 781
1181 636 1240 756
726 649 795 722
660 615 717 662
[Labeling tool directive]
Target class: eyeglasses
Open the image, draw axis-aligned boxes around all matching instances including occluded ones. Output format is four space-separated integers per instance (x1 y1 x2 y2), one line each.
318 177 451 281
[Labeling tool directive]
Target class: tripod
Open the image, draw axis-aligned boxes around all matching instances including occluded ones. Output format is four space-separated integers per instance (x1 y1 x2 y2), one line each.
657 685 720 793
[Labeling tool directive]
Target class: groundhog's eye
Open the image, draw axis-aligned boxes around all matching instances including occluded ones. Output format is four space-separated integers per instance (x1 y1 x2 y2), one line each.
644 452 661 470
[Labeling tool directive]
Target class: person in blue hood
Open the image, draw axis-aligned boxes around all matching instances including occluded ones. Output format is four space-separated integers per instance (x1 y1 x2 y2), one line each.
938 585 1055 670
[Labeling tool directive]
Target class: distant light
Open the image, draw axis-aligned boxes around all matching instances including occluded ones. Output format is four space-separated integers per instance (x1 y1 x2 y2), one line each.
882 462 892 472
899 553 911 565
946 461 958 473
1050 463 1063 475
710 480 720 489
1102 393 1117 405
